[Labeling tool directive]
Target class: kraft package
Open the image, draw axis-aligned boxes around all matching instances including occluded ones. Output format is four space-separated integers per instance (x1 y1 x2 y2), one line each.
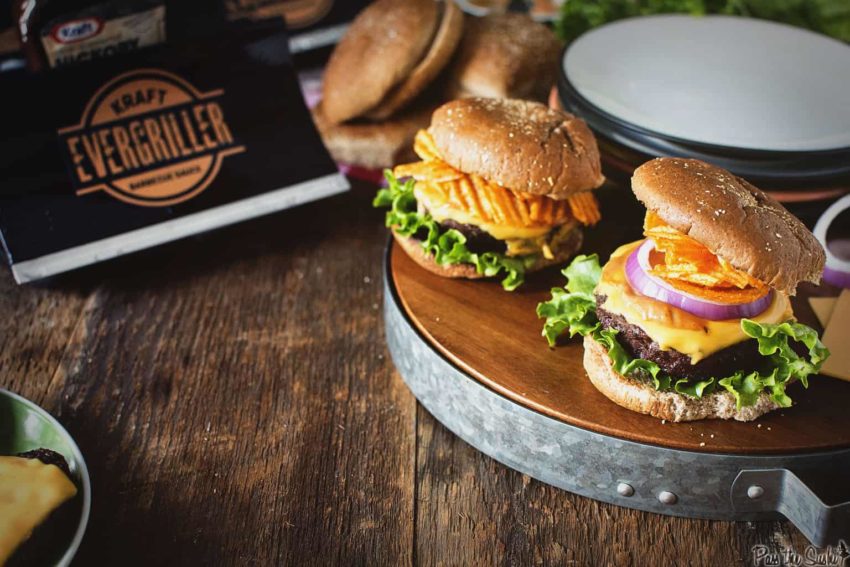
0 20 347 283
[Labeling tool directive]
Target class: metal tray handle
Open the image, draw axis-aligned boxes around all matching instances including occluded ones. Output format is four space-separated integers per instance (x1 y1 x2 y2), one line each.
732 469 850 547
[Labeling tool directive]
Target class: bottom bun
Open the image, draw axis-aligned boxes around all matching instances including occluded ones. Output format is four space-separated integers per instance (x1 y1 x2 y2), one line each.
312 101 435 170
392 227 582 281
583 335 780 422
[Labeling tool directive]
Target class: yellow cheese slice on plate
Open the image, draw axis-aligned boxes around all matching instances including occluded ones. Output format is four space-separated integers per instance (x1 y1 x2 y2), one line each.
0 456 77 564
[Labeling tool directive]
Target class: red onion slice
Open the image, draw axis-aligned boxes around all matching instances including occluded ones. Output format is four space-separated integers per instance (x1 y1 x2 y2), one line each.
824 265 850 289
625 240 773 321
814 195 850 289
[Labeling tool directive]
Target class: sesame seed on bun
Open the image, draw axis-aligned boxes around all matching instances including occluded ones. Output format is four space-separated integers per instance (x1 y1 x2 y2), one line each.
429 98 605 200
632 158 825 294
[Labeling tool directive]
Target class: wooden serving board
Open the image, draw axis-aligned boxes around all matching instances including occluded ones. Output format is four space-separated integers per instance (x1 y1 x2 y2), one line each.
390 184 850 455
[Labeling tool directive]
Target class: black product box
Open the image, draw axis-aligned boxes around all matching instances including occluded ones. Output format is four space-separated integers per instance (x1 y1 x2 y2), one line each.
0 21 348 283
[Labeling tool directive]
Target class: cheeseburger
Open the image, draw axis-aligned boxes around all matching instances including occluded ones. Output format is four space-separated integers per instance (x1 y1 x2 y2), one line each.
374 98 605 290
538 158 830 422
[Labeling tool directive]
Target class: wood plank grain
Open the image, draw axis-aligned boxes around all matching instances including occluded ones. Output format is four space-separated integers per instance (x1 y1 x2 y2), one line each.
0 177 835 564
414 405 814 567
391 184 850 454
19 191 416 565
0 269 93 407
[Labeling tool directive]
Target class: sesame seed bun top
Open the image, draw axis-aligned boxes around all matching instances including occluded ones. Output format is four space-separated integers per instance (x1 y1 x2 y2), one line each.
428 97 605 199
321 0 441 124
631 157 825 294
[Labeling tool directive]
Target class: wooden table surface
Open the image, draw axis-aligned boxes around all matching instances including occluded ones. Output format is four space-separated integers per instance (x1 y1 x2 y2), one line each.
0 183 820 565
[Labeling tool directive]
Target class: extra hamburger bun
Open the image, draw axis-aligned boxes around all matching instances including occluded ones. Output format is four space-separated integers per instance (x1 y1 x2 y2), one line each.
445 13 561 102
583 335 781 422
321 0 441 124
312 101 436 169
367 0 464 120
632 158 825 294
392 226 583 280
430 98 605 200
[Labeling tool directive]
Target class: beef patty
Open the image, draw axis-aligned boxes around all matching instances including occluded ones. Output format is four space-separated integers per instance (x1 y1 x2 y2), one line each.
595 296 765 381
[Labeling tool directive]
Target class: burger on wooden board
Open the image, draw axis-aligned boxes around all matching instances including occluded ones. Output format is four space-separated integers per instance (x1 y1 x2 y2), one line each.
313 0 561 170
538 158 830 422
374 97 605 290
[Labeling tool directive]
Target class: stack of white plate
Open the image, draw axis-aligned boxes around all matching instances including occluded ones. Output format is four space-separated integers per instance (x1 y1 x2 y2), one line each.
558 15 850 203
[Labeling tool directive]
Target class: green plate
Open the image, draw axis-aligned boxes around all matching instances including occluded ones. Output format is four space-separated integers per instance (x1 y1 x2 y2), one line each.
0 389 90 567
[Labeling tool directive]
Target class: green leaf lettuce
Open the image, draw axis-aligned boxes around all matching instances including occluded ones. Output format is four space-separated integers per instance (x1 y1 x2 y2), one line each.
374 171 537 291
537 255 830 408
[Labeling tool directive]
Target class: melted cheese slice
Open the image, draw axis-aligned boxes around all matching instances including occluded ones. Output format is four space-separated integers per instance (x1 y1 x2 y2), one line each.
0 456 77 564
597 241 792 364
414 182 555 241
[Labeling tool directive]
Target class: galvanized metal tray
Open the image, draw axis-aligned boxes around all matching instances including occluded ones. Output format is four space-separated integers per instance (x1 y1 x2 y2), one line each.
383 242 850 546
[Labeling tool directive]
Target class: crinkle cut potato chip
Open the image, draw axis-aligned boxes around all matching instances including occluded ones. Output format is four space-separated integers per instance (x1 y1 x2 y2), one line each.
394 130 600 229
567 191 601 226
643 212 769 301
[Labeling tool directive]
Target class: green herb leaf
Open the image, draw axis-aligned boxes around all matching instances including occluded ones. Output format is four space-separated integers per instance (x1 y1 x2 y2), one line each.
555 0 850 44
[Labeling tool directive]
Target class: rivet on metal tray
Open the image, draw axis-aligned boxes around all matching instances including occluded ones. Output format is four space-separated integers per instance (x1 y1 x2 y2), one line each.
658 491 678 505
747 485 765 500
617 483 635 497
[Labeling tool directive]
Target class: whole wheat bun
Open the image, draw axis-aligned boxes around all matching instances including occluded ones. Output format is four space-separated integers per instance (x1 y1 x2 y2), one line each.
430 98 605 199
445 13 561 103
321 0 440 124
583 336 780 422
632 158 825 294
312 101 435 169
392 227 582 280
367 0 463 120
